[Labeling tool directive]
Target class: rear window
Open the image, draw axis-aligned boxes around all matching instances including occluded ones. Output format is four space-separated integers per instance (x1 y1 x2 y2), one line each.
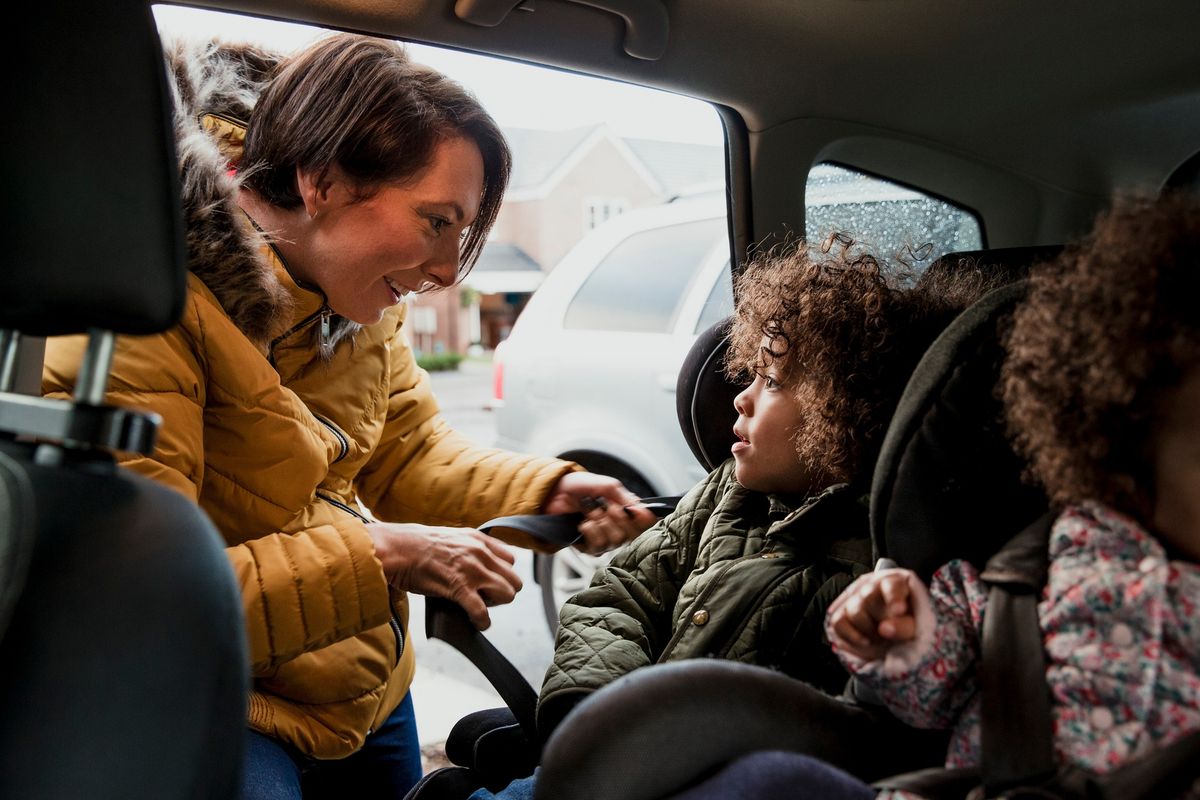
805 164 983 264
694 261 734 334
564 218 725 333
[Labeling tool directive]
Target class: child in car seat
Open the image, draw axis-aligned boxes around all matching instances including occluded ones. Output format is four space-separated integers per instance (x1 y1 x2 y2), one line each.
532 236 999 737
812 194 1200 798
460 239 998 800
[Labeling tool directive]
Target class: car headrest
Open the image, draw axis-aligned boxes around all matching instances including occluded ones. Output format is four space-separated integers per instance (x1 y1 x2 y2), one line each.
870 281 1048 580
0 3 186 336
927 245 1062 285
676 317 740 473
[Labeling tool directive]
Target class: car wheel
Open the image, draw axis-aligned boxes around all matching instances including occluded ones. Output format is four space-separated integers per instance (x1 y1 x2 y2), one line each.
534 548 614 636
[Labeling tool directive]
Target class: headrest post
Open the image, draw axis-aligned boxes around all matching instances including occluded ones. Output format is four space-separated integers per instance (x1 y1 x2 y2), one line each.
0 330 20 393
74 329 116 406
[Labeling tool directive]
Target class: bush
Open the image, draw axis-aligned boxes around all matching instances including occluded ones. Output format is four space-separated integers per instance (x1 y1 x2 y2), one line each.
417 352 464 372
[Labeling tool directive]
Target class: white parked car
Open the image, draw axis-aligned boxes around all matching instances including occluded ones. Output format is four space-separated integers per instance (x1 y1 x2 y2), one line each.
491 194 734 630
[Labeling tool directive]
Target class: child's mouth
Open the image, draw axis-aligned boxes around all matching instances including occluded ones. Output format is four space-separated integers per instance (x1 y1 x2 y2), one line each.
732 430 750 454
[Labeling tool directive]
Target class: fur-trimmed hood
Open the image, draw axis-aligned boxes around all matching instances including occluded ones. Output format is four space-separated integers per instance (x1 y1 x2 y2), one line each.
164 38 358 349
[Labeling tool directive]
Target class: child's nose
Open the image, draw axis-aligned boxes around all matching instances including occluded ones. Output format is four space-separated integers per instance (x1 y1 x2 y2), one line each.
733 386 752 415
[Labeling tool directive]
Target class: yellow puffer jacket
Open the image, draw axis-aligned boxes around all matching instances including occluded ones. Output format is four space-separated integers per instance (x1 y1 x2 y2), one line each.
42 39 578 759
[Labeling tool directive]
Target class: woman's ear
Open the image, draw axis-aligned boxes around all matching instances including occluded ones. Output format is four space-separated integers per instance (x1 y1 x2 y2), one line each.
295 165 334 219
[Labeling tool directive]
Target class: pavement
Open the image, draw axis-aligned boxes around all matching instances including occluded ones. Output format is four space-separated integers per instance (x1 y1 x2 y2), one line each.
415 358 556 748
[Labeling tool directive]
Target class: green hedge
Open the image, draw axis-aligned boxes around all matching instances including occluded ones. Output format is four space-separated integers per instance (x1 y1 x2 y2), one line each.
416 352 464 372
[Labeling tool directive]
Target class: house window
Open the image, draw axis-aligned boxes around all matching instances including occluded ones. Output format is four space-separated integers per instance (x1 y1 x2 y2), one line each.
583 196 630 232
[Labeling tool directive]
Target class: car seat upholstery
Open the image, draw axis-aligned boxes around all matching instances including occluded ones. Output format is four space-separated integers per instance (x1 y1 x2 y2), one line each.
0 3 246 797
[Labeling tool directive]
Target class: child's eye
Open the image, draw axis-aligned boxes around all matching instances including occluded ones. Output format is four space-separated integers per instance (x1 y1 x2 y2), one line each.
764 375 781 390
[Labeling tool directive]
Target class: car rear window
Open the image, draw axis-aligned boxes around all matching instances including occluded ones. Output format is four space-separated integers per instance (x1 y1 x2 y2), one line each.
805 163 983 265
694 261 734 334
564 218 725 333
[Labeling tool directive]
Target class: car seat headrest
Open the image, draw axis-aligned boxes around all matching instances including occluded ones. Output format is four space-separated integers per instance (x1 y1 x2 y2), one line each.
870 281 1048 580
927 246 1062 286
0 3 185 336
676 317 741 473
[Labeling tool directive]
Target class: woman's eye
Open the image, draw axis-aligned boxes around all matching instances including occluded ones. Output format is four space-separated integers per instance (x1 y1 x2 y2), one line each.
764 376 781 390
429 216 450 234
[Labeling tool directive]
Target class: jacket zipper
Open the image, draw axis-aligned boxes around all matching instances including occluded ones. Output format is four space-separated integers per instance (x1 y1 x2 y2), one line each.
317 491 370 523
267 303 331 367
313 415 349 463
315 491 406 659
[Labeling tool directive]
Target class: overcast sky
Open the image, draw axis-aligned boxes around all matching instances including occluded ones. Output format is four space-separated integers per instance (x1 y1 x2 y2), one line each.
152 5 724 145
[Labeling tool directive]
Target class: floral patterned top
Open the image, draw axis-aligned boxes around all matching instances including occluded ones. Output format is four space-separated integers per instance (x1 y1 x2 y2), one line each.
828 502 1200 787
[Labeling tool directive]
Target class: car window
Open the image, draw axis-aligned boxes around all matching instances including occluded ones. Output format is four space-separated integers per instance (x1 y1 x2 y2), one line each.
564 218 726 333
805 163 983 266
694 261 734 334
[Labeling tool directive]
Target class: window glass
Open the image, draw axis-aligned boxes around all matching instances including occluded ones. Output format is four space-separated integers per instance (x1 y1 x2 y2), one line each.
565 218 725 333
805 164 982 267
694 262 734 334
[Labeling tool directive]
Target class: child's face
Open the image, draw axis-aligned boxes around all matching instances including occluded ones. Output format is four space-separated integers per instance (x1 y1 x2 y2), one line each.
1151 366 1200 561
731 343 813 494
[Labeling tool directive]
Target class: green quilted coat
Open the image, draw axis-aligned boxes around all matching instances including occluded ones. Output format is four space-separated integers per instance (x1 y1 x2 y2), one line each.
538 458 872 735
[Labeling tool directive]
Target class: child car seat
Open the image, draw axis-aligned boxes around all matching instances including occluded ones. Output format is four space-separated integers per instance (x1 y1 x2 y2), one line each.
406 247 1058 800
526 278 1043 800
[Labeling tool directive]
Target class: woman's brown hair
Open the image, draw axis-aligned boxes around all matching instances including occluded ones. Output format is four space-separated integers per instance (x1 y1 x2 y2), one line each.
240 33 510 275
1001 193 1200 516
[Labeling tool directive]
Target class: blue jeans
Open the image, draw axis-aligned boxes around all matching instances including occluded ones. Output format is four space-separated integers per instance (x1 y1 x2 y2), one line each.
241 692 423 799
671 752 875 799
468 753 875 800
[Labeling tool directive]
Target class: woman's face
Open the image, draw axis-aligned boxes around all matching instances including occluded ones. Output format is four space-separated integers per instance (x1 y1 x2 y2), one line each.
1151 366 1200 561
293 135 485 325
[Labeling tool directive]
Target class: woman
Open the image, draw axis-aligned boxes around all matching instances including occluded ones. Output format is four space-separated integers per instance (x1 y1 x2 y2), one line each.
43 33 654 798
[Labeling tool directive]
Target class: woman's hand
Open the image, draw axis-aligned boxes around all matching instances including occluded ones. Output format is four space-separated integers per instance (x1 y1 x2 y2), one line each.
827 569 921 662
541 472 658 554
366 522 523 630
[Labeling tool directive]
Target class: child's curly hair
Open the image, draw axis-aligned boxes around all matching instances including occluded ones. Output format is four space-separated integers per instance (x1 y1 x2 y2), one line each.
725 235 999 487
1001 193 1200 516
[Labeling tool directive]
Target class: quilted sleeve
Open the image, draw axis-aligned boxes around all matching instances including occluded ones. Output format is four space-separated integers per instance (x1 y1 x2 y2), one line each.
831 559 988 729
43 299 392 677
536 466 727 734
355 316 579 530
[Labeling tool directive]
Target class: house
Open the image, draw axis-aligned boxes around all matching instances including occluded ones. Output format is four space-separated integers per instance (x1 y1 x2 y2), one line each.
407 124 723 354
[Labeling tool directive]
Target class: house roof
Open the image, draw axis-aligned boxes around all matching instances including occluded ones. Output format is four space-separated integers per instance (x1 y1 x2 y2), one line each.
506 127 599 191
622 138 725 198
504 124 723 198
464 242 545 293
473 242 542 272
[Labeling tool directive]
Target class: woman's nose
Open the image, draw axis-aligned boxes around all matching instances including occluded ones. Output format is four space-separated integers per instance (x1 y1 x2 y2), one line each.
421 240 460 289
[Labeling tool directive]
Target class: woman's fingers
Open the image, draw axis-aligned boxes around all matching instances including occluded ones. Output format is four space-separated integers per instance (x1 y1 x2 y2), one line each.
369 523 524 629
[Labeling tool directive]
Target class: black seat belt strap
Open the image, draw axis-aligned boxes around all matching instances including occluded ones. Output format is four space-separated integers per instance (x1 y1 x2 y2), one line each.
978 513 1057 793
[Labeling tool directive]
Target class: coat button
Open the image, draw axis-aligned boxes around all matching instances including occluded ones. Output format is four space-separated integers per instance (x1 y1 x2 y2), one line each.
1139 556 1160 574
1110 623 1134 648
691 609 710 626
1091 707 1114 731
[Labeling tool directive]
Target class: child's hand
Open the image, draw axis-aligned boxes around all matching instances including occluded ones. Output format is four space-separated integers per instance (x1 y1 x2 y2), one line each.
828 569 920 662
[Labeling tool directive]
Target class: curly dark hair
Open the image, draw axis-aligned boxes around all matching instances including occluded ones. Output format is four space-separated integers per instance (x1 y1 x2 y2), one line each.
725 235 1000 486
1001 193 1200 516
